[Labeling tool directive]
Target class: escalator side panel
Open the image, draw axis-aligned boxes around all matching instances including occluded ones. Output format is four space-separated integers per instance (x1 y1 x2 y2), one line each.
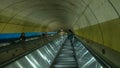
4 36 67 68
74 40 104 68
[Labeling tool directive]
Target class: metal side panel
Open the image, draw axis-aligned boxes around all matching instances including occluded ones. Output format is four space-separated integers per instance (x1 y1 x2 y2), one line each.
74 39 105 68
4 36 67 68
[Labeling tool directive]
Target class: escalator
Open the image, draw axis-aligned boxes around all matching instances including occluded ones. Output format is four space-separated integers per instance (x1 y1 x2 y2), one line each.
1 36 110 68
52 40 78 68
2 36 67 68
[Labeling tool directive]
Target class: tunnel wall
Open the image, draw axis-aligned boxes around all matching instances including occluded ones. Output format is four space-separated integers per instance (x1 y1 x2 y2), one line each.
0 23 44 33
0 0 120 52
74 0 120 52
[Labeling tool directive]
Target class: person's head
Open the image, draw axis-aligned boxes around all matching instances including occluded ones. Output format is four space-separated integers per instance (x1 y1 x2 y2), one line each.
60 29 63 32
68 29 73 33
21 32 25 36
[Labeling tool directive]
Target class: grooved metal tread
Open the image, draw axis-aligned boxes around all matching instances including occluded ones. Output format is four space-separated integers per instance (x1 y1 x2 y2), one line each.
53 40 78 68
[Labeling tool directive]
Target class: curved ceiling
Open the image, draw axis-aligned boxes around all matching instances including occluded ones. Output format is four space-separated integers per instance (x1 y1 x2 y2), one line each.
0 0 82 31
0 0 120 32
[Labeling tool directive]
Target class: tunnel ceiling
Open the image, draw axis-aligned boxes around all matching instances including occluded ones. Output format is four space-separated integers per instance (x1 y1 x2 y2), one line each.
0 0 82 32
0 0 119 32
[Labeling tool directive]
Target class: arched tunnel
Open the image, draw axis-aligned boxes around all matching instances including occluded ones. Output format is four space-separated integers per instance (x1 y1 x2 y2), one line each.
0 0 120 68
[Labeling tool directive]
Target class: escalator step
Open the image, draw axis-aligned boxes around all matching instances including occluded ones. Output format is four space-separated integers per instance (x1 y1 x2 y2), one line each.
55 61 77 65
59 54 74 56
62 49 73 51
61 51 73 54
56 59 75 61
54 64 77 68
53 40 78 68
63 46 73 48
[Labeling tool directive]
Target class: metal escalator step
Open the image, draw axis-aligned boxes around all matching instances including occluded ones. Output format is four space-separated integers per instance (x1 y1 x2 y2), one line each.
56 58 76 62
59 54 74 57
53 41 78 68
57 57 75 59
55 61 77 65
59 55 74 58
63 46 73 48
61 50 73 52
61 48 73 51
63 48 72 49
60 51 74 54
54 64 77 68
62 48 73 50
63 45 72 47
57 56 75 59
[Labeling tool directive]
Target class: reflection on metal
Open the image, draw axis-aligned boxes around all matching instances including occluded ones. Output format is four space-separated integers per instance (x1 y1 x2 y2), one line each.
74 40 104 68
4 36 108 68
52 39 78 68
4 36 67 68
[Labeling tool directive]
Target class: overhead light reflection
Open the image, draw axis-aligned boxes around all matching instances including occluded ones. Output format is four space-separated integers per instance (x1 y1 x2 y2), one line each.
25 56 37 68
29 54 41 67
16 61 23 68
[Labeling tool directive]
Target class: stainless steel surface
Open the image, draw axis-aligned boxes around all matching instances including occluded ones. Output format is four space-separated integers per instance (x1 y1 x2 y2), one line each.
4 36 107 68
4 36 67 68
53 40 78 68
74 39 104 68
